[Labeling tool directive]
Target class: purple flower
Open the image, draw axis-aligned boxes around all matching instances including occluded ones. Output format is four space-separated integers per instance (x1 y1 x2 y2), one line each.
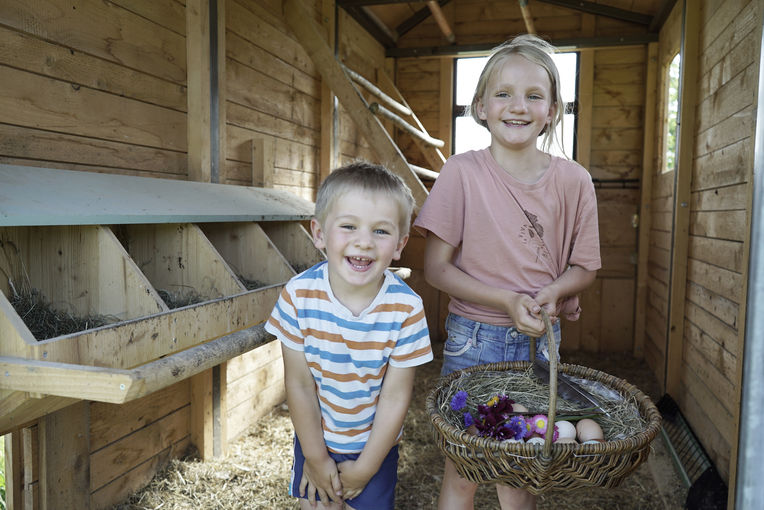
451 390 468 411
463 411 474 428
508 415 527 441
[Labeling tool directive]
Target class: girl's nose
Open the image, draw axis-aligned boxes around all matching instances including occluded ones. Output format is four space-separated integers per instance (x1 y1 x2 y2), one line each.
509 96 527 112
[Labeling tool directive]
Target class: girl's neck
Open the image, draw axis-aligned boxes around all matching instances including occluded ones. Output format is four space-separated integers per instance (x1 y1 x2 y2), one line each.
489 145 551 184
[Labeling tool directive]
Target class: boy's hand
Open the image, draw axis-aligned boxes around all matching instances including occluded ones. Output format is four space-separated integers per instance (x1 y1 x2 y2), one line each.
337 459 373 501
300 456 343 505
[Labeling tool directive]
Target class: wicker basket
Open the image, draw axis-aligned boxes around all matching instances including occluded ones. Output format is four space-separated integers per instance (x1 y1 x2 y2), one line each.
426 315 662 494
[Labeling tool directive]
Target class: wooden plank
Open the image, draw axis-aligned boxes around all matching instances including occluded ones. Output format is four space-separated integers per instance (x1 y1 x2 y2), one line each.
226 339 282 383
685 280 738 331
89 406 190 491
693 138 750 190
579 278 601 352
282 0 428 209
90 381 190 451
600 278 635 352
191 369 214 459
5 430 23 510
90 437 190 509
0 67 187 151
590 127 643 150
577 43 594 169
439 58 453 157
22 425 38 510
259 221 325 273
0 0 186 83
694 105 754 158
112 0 186 35
634 42 658 358
39 402 89 509
689 210 748 241
320 0 337 189
226 354 284 411
687 257 744 304
0 27 187 111
684 319 737 383
251 137 276 188
677 383 731 481
666 3 700 397
200 222 295 287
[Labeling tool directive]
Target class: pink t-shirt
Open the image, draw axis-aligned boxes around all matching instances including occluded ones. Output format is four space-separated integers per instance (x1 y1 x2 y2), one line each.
413 149 601 326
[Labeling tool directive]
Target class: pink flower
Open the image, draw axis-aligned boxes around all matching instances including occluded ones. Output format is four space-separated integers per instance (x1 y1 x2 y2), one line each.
531 414 548 435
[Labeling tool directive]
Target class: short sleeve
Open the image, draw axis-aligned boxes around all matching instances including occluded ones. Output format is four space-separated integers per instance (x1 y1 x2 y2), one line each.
264 285 304 351
388 301 432 368
568 175 602 272
413 157 466 247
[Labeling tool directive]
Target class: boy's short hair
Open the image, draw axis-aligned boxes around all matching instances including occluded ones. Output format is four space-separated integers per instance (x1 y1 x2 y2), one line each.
314 161 415 237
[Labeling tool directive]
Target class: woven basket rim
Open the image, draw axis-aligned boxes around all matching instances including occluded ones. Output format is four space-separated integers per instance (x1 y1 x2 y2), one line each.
426 360 662 455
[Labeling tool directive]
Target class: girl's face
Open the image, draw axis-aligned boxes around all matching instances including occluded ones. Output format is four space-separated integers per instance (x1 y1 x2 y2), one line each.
477 54 556 152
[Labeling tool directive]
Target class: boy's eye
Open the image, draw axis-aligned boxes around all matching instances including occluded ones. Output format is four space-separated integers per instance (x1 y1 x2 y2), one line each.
340 224 356 230
374 228 391 235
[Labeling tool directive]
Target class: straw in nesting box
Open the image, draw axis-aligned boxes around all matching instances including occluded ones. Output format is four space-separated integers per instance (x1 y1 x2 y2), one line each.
158 287 205 309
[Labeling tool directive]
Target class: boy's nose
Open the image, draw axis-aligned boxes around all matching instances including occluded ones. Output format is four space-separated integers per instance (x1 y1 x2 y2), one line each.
354 229 373 248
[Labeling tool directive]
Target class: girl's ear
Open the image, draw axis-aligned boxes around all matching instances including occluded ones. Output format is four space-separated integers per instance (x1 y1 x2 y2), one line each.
310 218 326 250
476 98 488 120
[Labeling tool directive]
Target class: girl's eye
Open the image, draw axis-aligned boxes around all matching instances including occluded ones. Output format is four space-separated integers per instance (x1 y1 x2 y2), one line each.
496 92 509 98
529 94 543 101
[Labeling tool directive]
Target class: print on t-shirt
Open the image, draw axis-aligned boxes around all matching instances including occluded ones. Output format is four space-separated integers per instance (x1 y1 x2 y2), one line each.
519 209 551 263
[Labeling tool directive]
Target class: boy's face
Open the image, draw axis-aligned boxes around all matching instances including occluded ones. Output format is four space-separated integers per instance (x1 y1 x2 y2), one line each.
311 190 408 302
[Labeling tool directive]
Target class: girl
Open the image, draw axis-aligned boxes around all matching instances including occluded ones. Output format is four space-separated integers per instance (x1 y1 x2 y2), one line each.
413 35 601 510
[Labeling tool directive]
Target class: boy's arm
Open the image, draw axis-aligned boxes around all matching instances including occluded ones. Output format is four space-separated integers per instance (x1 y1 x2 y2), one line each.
281 343 343 505
337 364 417 500
423 233 545 337
534 265 597 316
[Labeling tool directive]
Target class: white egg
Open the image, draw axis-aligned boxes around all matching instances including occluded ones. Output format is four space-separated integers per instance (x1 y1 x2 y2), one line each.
512 403 529 413
526 436 545 445
555 420 576 439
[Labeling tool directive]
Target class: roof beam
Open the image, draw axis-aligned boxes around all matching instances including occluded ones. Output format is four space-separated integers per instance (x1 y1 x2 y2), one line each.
341 5 397 47
397 0 451 38
535 0 652 25
386 33 659 58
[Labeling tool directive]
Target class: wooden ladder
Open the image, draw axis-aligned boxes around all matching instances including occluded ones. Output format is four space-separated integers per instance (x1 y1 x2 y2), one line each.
283 0 445 209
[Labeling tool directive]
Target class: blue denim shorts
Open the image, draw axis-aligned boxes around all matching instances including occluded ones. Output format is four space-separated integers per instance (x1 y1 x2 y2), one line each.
290 435 398 510
441 313 561 376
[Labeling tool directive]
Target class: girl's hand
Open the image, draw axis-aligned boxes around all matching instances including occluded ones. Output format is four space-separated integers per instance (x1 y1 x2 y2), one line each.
300 456 343 506
505 291 545 337
534 285 561 318
337 459 372 501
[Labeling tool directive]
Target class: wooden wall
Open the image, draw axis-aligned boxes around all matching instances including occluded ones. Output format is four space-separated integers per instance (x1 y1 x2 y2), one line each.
642 0 762 486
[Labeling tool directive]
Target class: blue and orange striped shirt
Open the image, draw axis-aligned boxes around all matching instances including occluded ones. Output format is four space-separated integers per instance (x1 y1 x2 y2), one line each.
265 262 432 453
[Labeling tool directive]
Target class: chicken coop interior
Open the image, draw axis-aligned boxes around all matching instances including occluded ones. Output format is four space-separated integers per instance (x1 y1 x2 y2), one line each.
1 0 763 508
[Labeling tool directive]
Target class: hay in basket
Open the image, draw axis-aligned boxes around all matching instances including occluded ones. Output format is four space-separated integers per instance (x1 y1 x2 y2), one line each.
426 312 662 494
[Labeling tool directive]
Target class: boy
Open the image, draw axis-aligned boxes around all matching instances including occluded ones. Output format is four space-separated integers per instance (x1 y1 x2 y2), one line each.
265 162 433 510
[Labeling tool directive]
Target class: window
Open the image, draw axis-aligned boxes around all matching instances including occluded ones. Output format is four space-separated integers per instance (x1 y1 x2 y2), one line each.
662 53 681 173
452 52 579 159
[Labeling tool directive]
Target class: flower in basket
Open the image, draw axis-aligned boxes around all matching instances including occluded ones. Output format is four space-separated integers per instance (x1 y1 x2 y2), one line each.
531 414 548 435
450 390 468 411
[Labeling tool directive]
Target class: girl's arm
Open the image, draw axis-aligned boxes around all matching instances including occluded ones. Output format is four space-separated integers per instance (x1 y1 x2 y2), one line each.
281 344 343 505
534 265 597 315
423 233 546 336
337 365 417 500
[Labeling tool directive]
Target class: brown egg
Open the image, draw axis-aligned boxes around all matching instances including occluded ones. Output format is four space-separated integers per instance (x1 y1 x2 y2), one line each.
576 418 604 442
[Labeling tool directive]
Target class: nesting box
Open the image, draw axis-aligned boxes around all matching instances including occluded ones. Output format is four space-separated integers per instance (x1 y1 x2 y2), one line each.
0 165 323 508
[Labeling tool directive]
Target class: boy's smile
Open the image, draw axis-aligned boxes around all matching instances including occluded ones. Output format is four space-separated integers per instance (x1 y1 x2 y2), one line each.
311 190 408 314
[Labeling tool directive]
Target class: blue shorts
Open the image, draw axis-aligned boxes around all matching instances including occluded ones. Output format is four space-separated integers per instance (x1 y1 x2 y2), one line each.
290 436 399 510
441 313 561 376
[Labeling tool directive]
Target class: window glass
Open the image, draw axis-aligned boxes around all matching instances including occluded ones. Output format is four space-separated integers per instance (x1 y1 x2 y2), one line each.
663 53 681 173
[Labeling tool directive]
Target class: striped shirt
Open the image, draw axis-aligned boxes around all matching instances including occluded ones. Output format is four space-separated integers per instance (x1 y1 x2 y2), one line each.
265 262 432 453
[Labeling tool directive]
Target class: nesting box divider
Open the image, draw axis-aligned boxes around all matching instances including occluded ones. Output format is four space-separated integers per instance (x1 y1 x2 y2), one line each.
259 221 325 273
199 221 296 289
116 223 245 308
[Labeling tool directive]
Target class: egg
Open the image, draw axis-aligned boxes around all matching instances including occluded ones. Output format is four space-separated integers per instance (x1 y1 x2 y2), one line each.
555 420 576 439
526 436 545 445
512 403 528 413
555 437 578 444
576 418 604 442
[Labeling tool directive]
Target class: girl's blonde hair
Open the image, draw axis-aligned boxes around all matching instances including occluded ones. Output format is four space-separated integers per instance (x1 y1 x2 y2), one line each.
469 34 565 154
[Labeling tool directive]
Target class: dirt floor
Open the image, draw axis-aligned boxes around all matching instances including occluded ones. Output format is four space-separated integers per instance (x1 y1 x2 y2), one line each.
114 347 688 510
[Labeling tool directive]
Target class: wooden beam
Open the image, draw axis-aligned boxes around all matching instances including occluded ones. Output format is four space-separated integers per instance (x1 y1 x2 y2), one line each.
397 0 451 38
39 402 89 509
633 42 659 357
665 2 699 397
340 5 396 48
251 137 275 188
283 0 428 209
0 324 273 404
186 0 225 183
536 0 652 25
320 0 337 190
439 57 453 158
426 0 455 43
518 0 536 35
343 65 412 117
369 103 445 148
387 34 659 58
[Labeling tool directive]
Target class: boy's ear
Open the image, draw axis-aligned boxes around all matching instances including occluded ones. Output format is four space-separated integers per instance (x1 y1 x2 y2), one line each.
310 218 326 250
391 233 409 261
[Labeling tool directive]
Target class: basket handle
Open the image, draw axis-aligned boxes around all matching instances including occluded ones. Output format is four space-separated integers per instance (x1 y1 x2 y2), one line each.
539 309 558 458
